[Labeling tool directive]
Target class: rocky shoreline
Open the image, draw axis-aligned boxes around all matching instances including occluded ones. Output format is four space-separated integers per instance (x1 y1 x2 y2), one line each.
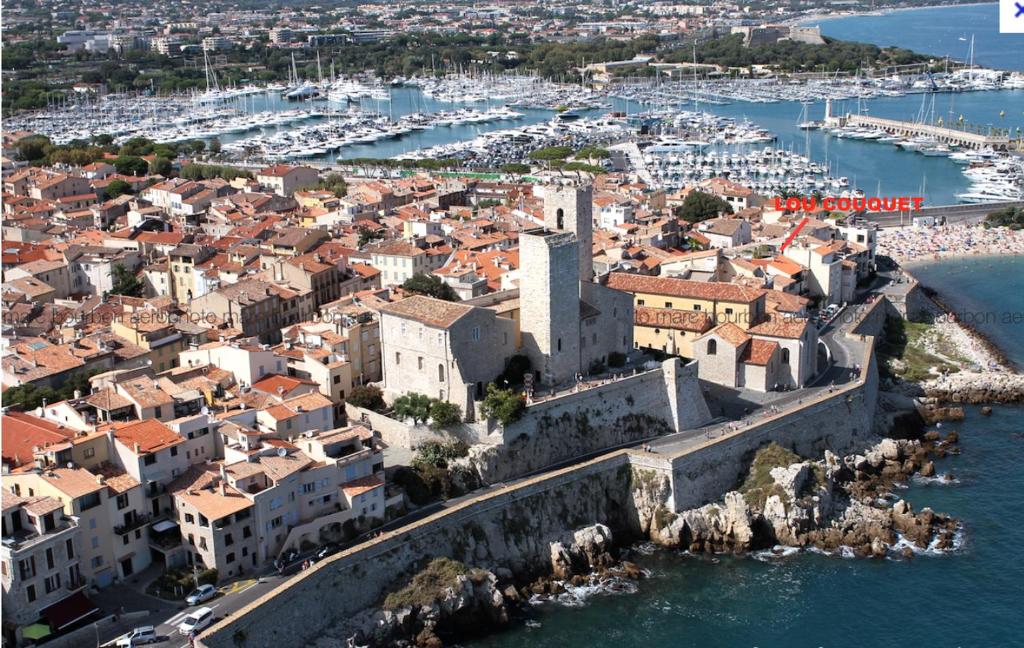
650 437 961 559
340 524 646 648
333 283 1010 648
339 432 964 648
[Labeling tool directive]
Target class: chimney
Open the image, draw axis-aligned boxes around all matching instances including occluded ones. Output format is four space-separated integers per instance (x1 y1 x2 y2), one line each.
134 442 141 454
219 463 227 481
219 481 226 496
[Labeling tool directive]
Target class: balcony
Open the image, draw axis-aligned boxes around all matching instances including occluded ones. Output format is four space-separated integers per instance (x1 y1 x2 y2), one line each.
113 512 151 536
1 518 78 552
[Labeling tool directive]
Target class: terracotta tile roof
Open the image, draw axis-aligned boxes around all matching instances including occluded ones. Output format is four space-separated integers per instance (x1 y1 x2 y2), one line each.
23 495 65 516
96 468 141 495
118 379 175 408
259 451 313 482
251 374 315 397
740 338 779 366
317 425 372 445
257 164 304 178
634 307 714 333
170 465 253 520
281 391 333 412
379 295 474 329
39 467 105 499
711 322 750 347
341 474 383 497
701 218 747 237
112 419 183 454
372 241 425 258
606 272 765 304
1 412 76 469
748 313 810 339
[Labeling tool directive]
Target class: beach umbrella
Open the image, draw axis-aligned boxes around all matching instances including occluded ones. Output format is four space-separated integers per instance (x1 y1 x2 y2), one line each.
22 624 52 640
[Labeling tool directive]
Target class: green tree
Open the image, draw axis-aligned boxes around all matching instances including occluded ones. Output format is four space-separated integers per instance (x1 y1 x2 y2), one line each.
109 263 143 297
674 191 733 224
393 393 433 425
428 401 462 431
209 138 222 155
114 156 149 177
15 135 51 163
357 226 382 248
103 179 133 200
318 172 348 198
412 439 468 467
149 157 173 177
528 145 573 166
986 206 1024 229
2 382 58 410
346 384 386 411
480 383 526 426
401 273 458 302
500 163 530 174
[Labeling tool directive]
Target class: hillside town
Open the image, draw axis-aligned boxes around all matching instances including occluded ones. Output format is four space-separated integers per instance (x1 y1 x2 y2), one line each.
0 126 890 644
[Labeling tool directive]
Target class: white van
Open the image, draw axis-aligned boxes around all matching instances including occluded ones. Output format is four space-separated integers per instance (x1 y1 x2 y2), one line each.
178 606 214 636
116 626 157 647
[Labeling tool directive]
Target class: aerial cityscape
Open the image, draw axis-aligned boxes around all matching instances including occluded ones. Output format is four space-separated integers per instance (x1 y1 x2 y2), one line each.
1 1 1022 647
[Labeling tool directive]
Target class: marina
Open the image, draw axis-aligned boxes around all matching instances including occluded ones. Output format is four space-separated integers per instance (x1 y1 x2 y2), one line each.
8 71 1023 206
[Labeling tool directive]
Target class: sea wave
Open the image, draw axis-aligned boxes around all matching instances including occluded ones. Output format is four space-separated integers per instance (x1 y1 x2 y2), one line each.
887 524 965 559
753 545 801 562
911 473 961 485
632 542 658 556
531 574 641 608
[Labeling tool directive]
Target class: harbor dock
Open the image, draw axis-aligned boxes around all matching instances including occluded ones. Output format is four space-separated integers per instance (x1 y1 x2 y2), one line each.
834 113 1019 151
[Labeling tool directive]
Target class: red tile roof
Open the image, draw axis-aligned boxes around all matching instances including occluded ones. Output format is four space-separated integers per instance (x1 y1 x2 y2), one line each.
1 412 76 469
111 419 183 454
606 272 765 304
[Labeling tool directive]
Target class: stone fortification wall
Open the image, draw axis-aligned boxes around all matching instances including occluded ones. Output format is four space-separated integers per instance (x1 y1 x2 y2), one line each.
198 453 634 648
667 334 880 511
200 345 879 648
464 359 711 484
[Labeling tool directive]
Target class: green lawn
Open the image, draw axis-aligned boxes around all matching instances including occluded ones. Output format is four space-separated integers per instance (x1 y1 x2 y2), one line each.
878 318 961 383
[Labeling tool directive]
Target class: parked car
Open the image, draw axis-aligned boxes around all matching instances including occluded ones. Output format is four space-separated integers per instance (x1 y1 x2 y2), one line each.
178 606 214 636
185 583 217 606
116 626 157 647
315 543 341 560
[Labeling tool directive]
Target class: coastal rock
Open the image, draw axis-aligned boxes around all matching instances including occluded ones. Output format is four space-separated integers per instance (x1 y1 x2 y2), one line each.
549 542 573 580
923 371 1024 404
547 523 616 580
572 523 615 569
654 439 961 561
358 559 513 647
879 438 902 462
769 462 812 501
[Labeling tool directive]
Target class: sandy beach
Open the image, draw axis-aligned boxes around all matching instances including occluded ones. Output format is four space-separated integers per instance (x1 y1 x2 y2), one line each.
878 223 1024 263
789 1 996 27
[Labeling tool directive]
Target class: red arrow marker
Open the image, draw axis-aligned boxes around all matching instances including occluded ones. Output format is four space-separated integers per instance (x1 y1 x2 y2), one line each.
779 217 809 253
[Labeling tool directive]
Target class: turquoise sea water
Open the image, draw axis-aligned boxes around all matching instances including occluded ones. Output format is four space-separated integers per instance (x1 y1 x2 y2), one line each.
807 3 1024 72
469 255 1024 647
908 255 1024 365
